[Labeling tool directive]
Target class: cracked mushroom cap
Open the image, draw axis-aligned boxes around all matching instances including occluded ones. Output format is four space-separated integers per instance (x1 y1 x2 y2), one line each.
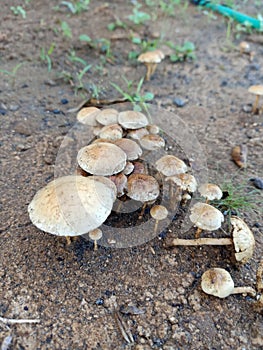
118 110 149 129
28 175 116 237
189 202 224 231
231 216 255 263
77 142 127 176
138 49 165 63
95 108 118 125
114 138 143 161
166 173 197 193
155 155 188 177
201 268 235 298
127 173 159 202
248 85 263 96
139 134 165 150
77 107 100 126
198 183 222 201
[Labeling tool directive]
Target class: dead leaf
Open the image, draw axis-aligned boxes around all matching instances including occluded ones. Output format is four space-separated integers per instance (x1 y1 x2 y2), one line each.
231 145 247 168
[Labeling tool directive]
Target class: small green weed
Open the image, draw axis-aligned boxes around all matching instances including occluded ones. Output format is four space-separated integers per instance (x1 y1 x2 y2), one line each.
10 6 27 19
0 63 24 87
79 35 113 59
61 21 72 38
166 41 196 62
128 37 159 60
107 19 127 31
59 0 90 14
111 76 154 112
128 3 151 25
40 43 56 71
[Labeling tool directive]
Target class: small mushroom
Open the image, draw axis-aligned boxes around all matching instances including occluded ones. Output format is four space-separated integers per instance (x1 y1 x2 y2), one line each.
198 183 222 203
155 155 188 177
166 173 197 193
201 268 256 299
127 127 149 140
88 228 103 251
109 173 128 197
189 202 224 238
239 41 250 54
139 134 165 151
150 205 168 233
122 161 134 175
114 138 143 160
248 85 263 114
147 124 160 134
77 142 127 176
138 49 165 81
118 110 148 129
96 108 118 125
98 124 123 141
77 107 100 125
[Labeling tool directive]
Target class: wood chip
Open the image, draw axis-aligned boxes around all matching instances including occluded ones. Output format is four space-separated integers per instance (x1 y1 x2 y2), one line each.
231 144 247 168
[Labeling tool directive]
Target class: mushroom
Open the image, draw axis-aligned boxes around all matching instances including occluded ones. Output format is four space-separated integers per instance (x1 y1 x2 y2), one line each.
201 268 256 298
122 161 134 175
76 107 100 125
198 183 222 203
155 155 188 177
239 41 250 54
138 49 165 81
98 123 123 141
150 205 168 233
77 142 127 176
28 175 117 243
166 216 255 264
127 173 160 217
109 173 127 197
114 138 143 161
88 228 103 251
118 110 148 129
139 134 165 151
248 85 263 114
96 108 118 125
189 202 224 238
147 124 160 134
127 127 149 140
166 173 197 193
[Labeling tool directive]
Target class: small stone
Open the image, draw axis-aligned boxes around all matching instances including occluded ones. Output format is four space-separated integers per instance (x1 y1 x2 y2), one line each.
52 109 61 114
173 97 187 107
242 104 253 113
0 108 7 115
249 177 263 189
60 98 69 105
9 103 19 111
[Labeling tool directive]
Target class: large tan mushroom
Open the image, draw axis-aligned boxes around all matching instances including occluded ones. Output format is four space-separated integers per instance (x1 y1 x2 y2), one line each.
138 49 165 81
98 124 123 141
201 268 256 298
166 173 197 193
77 142 127 176
118 110 148 129
114 138 143 161
139 134 165 151
28 175 117 243
95 108 118 125
189 202 224 238
248 85 263 114
155 155 187 177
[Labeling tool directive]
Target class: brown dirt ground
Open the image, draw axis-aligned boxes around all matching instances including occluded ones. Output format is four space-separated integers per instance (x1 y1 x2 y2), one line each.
1 1 263 349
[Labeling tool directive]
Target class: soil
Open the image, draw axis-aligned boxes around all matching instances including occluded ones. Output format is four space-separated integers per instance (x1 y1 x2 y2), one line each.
0 1 263 349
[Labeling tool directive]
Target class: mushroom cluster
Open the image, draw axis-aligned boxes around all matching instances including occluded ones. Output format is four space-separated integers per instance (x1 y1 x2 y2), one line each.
28 106 195 249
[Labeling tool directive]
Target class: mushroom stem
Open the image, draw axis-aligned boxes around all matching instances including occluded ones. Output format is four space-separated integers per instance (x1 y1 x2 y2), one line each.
195 227 202 239
154 220 159 234
139 202 147 219
168 237 232 246
151 63 157 76
93 240 98 251
66 236 72 245
231 286 257 297
252 94 260 114
145 63 153 81
256 259 263 291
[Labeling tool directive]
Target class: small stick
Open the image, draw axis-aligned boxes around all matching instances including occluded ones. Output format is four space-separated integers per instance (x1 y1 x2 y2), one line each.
167 237 232 247
0 316 40 324
256 259 263 291
114 311 134 344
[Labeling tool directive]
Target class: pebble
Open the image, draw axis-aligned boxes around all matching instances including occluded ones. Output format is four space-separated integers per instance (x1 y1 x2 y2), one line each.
249 177 263 189
61 98 69 105
242 104 252 113
9 104 19 111
0 108 7 115
173 97 187 107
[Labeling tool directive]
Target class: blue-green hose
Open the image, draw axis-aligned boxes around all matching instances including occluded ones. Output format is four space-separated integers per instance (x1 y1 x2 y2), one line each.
192 0 262 29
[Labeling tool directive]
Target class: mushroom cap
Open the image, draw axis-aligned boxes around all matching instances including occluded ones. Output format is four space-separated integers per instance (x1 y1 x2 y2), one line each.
122 162 134 175
147 124 160 134
201 268 234 298
127 127 149 140
150 205 168 221
98 123 123 141
198 183 222 200
77 107 100 126
77 142 127 176
248 85 263 95
28 175 116 237
189 202 224 231
231 216 255 263
118 110 148 129
114 138 143 160
139 134 165 150
127 173 160 202
155 155 188 176
89 228 103 241
109 173 128 197
138 49 165 63
96 108 118 125
166 173 197 192
239 41 250 52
